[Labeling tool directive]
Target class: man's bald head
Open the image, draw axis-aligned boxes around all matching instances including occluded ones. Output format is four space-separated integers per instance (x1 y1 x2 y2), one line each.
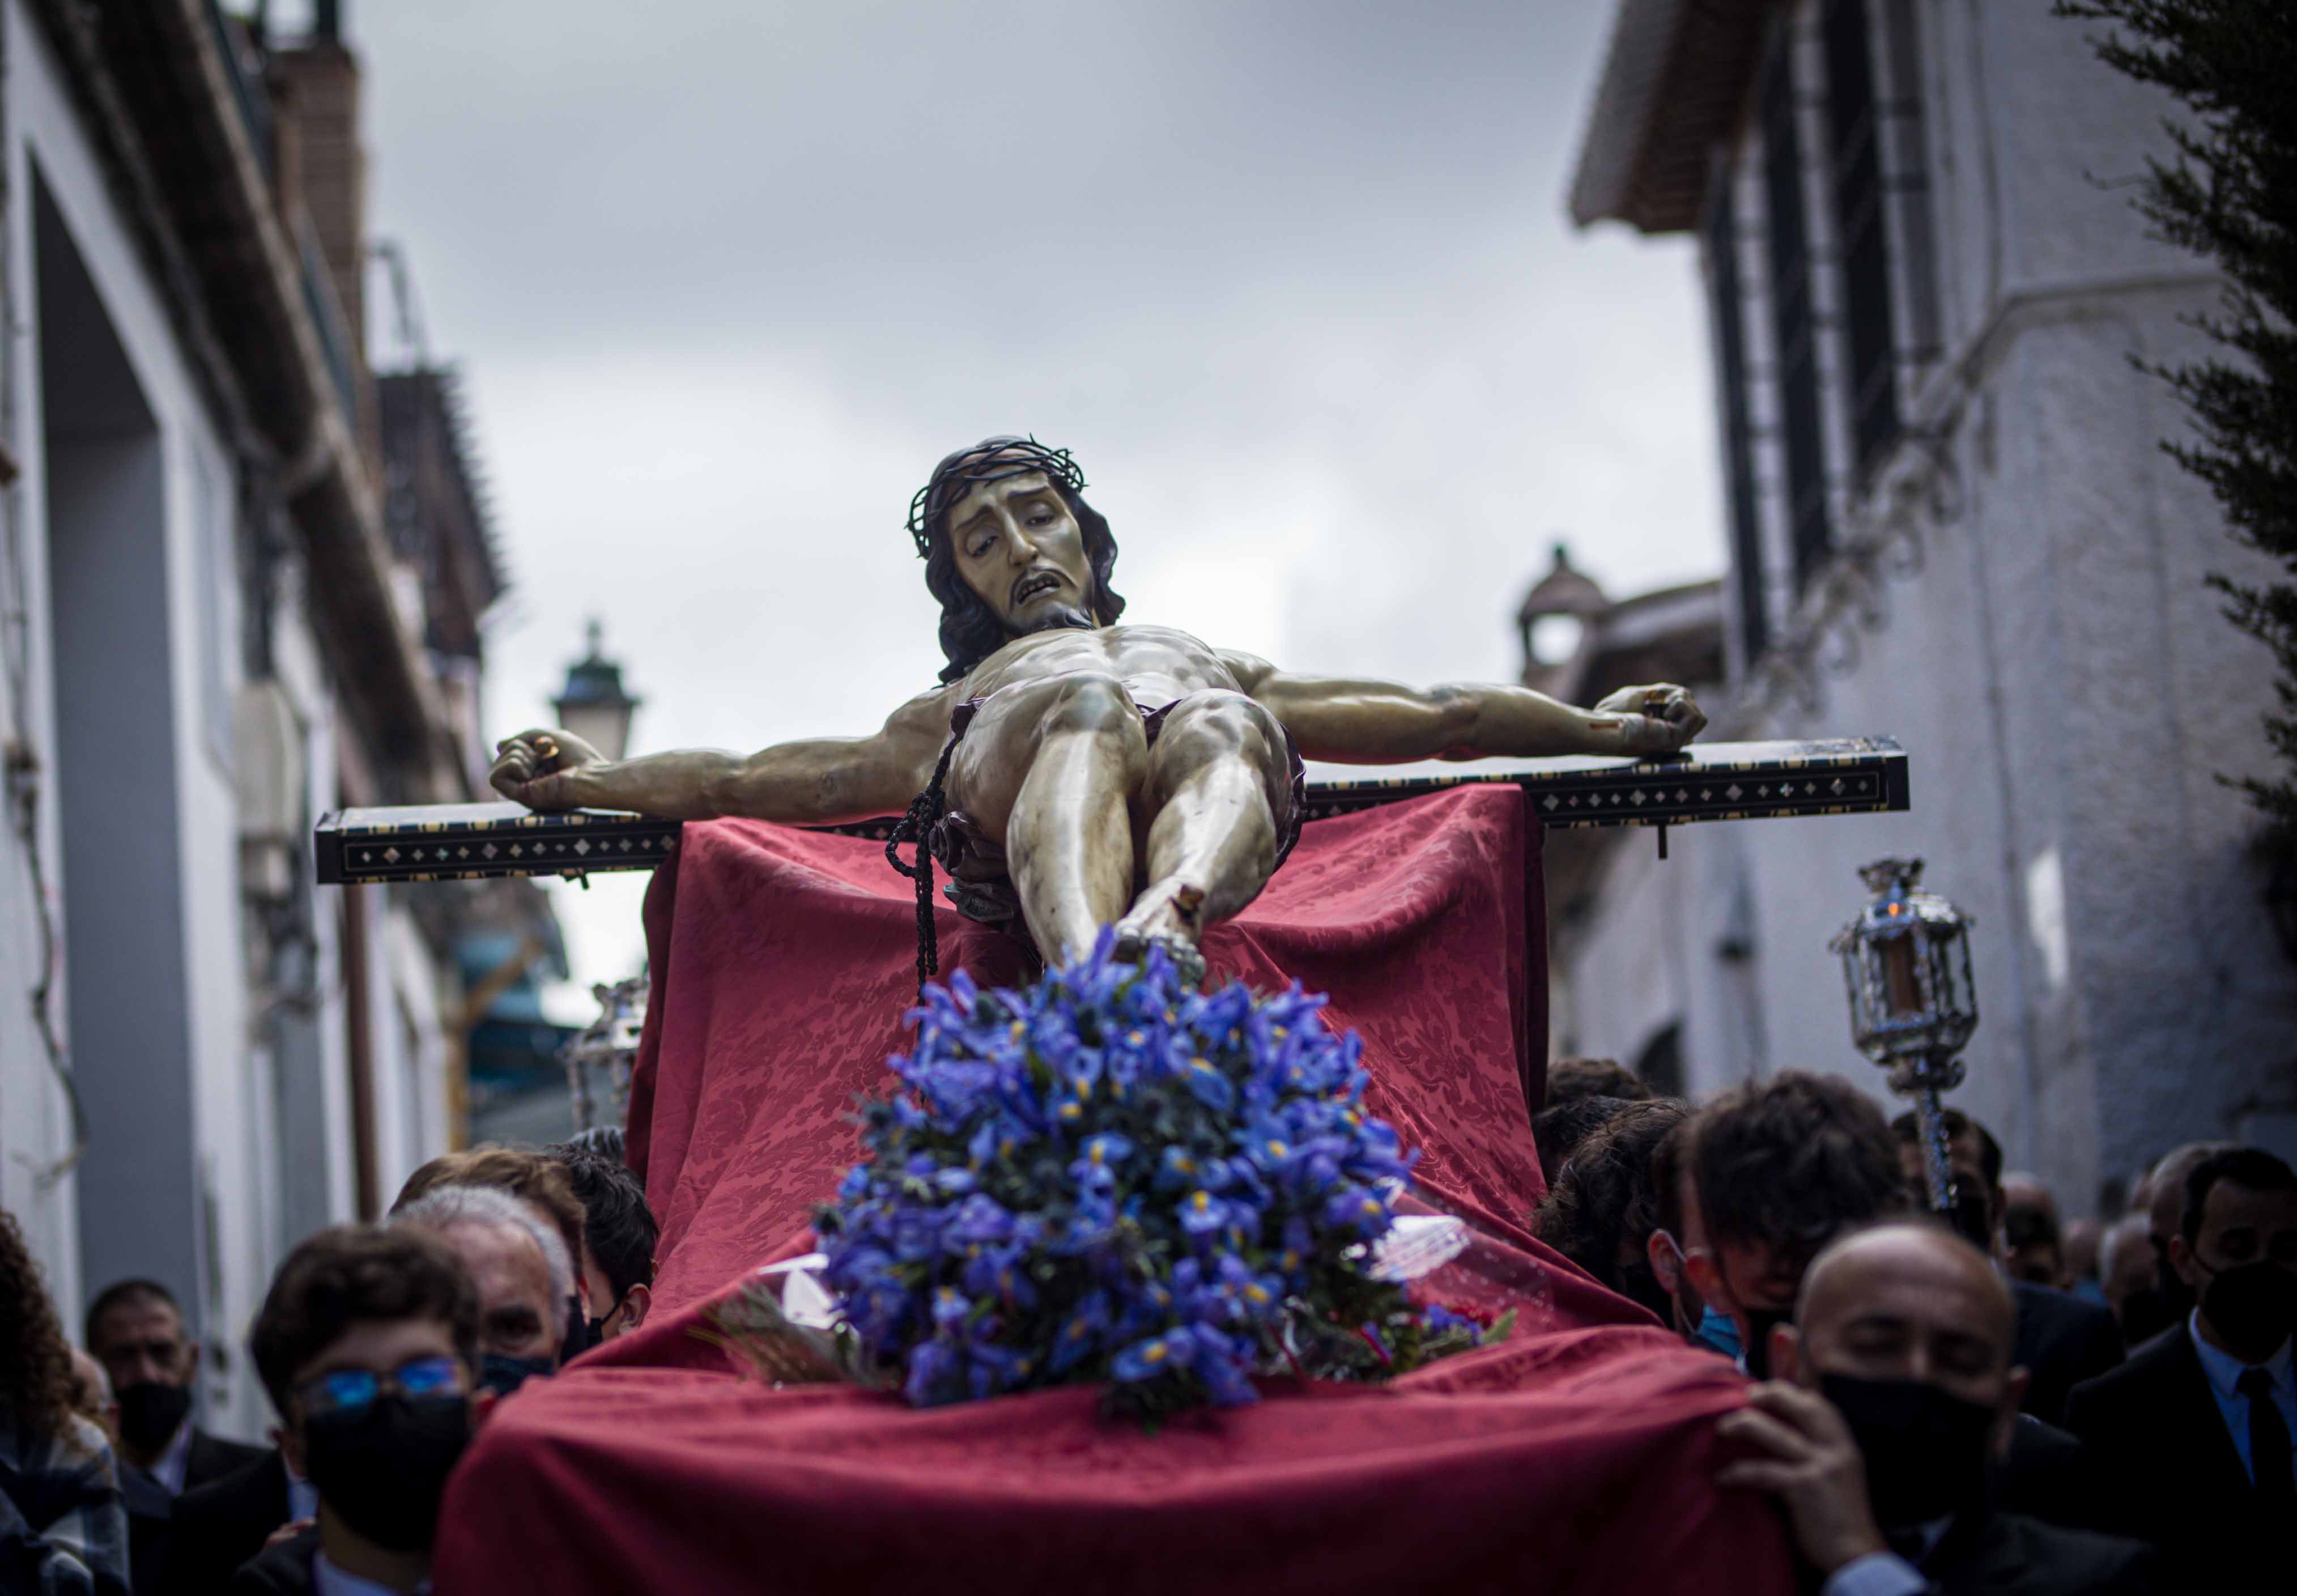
1776 1221 2026 1446
1799 1223 2017 1361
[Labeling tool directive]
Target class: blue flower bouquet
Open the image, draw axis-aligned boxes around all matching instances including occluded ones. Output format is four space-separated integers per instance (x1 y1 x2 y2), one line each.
810 934 1490 1418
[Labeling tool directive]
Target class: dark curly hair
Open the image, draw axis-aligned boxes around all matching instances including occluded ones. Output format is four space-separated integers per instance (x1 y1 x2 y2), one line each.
1535 1099 1690 1291
1693 1071 1909 1260
912 437 1128 685
251 1225 479 1419
1 1207 79 1442
543 1142 658 1301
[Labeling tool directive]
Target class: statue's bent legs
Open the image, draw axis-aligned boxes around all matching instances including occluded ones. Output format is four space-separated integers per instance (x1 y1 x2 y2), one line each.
1115 690 1286 965
946 671 1149 963
944 677 1290 972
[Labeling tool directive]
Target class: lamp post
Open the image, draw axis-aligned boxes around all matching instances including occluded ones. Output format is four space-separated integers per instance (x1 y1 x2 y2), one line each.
1830 858 1977 1212
551 619 640 763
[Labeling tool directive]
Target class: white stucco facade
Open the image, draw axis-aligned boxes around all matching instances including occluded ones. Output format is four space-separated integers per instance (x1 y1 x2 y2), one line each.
1560 1 2297 1209
0 0 451 1441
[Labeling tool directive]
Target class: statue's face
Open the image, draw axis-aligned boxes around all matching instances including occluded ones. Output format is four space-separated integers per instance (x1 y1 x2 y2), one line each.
946 469 1097 635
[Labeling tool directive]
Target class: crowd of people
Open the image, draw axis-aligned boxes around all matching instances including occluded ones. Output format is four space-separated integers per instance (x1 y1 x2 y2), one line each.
3 1063 2292 1594
1 1129 649 1594
1533 1059 2294 1593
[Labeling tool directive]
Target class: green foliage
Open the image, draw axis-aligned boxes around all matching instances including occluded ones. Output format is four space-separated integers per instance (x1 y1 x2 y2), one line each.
2058 2 2297 828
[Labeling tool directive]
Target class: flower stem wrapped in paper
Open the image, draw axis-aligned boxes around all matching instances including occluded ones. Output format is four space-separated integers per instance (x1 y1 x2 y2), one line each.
790 932 1495 1420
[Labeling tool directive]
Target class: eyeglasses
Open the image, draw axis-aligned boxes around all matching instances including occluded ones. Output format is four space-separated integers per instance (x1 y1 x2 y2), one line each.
294 1355 467 1418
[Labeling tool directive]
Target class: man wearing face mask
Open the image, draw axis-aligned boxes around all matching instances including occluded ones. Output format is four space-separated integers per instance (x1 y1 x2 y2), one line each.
84 1279 266 1590
2113 1140 2234 1350
233 1225 491 1594
390 1150 593 1361
1678 1074 1909 1380
2065 1147 2297 1585
389 1185 571 1399
542 1144 657 1347
1644 1118 1725 1354
1719 1222 2154 1595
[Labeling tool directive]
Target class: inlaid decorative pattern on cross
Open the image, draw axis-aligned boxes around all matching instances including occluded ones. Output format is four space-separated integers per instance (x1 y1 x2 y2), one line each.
314 738 1908 887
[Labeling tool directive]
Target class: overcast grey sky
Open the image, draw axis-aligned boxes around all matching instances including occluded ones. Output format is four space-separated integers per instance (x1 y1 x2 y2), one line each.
337 0 1720 989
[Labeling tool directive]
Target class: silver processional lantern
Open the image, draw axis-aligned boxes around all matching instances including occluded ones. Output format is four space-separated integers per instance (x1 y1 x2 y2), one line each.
1829 858 1977 1212
561 974 648 1133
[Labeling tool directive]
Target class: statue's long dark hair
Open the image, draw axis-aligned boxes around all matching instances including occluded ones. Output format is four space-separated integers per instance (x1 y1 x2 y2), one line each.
912 437 1128 684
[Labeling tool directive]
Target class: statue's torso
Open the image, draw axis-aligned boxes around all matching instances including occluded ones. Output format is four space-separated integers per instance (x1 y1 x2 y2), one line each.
959 624 1241 708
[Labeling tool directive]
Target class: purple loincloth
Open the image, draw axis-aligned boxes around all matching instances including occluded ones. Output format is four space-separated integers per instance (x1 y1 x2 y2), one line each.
929 693 1307 937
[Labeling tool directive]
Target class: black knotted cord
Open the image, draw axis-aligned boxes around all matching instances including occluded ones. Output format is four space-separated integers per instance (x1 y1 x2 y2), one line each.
886 734 960 984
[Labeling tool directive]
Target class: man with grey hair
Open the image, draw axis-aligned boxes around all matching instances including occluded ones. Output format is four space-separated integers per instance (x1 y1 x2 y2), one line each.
392 1184 571 1398
1717 1220 2152 1595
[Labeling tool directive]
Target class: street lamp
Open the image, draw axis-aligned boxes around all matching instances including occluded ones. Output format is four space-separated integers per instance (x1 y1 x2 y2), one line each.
1830 857 1977 1212
551 619 641 763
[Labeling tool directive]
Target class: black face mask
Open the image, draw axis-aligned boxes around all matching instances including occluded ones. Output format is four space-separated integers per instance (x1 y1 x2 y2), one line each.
1822 1373 1997 1528
2195 1258 2297 1362
1741 1308 1793 1380
479 1351 556 1398
115 1380 193 1454
301 1394 471 1552
563 1295 597 1359
1614 1262 1675 1326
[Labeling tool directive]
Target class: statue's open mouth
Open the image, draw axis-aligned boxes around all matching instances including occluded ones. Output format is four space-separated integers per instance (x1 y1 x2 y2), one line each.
1013 571 1063 605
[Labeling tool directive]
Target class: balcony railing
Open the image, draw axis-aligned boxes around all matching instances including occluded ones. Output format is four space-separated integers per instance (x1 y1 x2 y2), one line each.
296 212 359 423
203 1 275 180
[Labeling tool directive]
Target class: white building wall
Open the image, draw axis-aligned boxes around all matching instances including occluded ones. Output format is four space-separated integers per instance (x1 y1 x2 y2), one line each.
1562 0 2297 1211
0 0 458 1435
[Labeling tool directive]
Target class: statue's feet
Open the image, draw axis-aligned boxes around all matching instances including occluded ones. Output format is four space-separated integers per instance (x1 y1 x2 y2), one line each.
1111 884 1208 988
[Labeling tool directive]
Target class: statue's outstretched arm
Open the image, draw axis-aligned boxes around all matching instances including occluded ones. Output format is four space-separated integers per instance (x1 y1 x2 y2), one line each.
490 686 954 824
1219 650 1706 764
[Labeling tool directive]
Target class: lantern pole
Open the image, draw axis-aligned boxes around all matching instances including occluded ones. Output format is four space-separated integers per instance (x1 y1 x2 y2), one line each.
1900 1056 1960 1213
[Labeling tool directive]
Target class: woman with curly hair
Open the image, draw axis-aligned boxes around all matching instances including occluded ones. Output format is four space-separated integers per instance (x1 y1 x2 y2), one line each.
1 1206 129 1593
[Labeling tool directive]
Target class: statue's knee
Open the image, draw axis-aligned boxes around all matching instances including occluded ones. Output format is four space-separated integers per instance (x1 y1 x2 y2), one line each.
1161 690 1278 761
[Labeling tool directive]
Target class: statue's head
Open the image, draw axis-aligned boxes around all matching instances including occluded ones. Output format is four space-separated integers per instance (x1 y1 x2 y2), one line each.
909 436 1128 684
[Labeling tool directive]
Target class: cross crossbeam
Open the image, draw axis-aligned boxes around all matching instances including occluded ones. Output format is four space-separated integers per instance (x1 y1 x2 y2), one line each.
314 736 1907 888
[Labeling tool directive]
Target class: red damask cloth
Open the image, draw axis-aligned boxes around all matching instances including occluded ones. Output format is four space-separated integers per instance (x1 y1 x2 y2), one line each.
431 788 1789 1594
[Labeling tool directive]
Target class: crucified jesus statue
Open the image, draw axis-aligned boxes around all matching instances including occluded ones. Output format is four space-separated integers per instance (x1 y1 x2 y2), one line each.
490 437 1706 979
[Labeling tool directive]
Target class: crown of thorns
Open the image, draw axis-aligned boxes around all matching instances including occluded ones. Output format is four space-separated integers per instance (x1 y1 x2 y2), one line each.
906 436 1088 558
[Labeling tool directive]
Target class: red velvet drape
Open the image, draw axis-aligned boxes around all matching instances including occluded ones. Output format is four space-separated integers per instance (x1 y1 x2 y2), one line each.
431 789 1790 1594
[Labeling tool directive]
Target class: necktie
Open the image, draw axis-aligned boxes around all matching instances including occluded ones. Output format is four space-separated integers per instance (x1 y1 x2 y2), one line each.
2237 1367 2294 1503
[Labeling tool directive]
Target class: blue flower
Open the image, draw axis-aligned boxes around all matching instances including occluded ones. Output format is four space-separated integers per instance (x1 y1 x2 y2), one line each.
904 1339 960 1406
1155 1144 1203 1191
1177 1189 1231 1240
947 1193 1016 1247
1111 1327 1192 1384
1182 1056 1235 1113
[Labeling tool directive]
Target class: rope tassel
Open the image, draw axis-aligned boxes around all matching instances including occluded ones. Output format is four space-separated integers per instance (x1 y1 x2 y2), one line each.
886 735 959 984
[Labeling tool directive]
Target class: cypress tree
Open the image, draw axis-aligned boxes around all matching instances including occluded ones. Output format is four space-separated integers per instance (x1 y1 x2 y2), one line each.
2058 2 2297 829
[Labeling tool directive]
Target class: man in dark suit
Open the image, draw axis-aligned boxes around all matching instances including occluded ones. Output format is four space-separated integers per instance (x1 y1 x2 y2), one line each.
1720 1220 2153 1595
85 1279 268 1591
2065 1147 2296 1585
228 1224 491 1595
160 1447 309 1595
1891 1111 2123 1425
